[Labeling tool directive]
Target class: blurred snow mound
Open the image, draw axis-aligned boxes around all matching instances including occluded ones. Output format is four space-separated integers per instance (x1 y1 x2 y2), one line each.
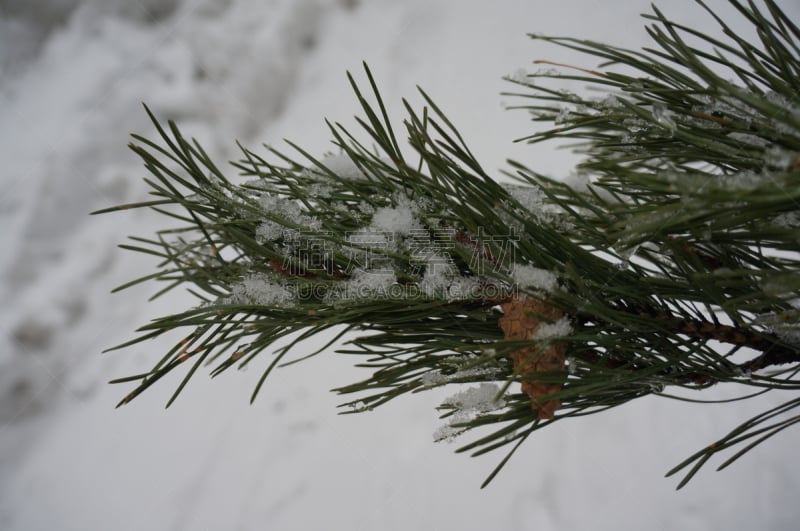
0 0 330 423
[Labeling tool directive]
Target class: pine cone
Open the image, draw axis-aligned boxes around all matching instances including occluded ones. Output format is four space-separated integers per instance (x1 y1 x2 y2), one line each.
498 294 565 419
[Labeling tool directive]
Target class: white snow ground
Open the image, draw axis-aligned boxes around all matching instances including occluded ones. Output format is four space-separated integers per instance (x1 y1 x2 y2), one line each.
1 1 798 529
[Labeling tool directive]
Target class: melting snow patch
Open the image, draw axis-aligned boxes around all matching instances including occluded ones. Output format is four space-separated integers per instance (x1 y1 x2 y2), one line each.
651 102 676 132
421 365 503 387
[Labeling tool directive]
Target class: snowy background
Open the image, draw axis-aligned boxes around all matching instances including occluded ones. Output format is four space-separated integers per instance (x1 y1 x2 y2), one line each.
1 0 799 529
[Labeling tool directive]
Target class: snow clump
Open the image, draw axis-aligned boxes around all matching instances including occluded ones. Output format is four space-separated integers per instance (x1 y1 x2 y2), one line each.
533 317 573 340
512 263 558 293
339 268 396 299
255 193 319 242
433 383 506 443
319 153 366 180
369 195 422 236
225 273 294 306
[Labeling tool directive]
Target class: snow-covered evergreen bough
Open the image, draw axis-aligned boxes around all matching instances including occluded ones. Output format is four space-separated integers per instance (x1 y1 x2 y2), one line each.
98 0 800 488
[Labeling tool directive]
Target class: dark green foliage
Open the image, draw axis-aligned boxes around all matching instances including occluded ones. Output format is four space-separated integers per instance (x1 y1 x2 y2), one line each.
97 0 800 488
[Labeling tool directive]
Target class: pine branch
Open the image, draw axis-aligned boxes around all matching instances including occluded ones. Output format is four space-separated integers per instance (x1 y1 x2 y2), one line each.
620 304 799 368
98 0 800 489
